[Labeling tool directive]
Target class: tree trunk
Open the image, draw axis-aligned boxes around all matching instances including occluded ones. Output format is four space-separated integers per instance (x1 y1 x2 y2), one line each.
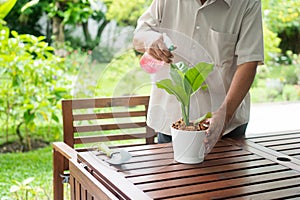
16 122 24 145
52 1 67 57
94 19 110 46
52 17 64 44
82 22 93 49
46 18 52 44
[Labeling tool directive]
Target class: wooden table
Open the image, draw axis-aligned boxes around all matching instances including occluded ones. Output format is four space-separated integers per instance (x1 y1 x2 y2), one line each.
68 131 300 200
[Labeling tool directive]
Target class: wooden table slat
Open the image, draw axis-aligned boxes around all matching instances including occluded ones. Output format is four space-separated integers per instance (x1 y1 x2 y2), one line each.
248 132 300 142
119 152 255 173
229 186 300 200
164 176 300 200
279 149 300 156
251 137 300 147
268 143 300 151
121 154 269 177
225 138 300 171
145 170 300 199
136 165 288 191
126 155 274 181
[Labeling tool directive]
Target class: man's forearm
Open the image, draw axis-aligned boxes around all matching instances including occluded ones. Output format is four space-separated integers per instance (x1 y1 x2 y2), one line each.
220 61 258 123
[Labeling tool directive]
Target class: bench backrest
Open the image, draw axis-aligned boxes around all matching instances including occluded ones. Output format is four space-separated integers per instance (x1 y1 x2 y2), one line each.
61 95 157 150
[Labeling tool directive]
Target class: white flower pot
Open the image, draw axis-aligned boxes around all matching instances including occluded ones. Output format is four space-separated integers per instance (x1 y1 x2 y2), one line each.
171 127 206 164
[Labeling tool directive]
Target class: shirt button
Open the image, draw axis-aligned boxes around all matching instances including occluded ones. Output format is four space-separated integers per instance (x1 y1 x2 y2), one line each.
195 26 200 30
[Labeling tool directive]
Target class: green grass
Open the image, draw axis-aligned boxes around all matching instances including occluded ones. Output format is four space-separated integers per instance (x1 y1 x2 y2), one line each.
0 146 53 199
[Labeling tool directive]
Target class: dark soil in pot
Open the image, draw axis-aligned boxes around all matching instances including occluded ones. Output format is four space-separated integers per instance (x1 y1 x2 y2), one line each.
172 118 210 131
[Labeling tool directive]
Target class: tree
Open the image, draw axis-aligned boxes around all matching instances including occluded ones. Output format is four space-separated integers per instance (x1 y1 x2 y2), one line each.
263 0 300 54
20 0 111 52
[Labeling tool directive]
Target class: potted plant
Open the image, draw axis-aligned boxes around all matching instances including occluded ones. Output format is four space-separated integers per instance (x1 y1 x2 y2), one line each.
156 61 213 164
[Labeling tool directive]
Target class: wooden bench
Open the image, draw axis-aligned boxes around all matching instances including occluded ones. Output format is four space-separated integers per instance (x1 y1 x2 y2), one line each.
53 95 156 200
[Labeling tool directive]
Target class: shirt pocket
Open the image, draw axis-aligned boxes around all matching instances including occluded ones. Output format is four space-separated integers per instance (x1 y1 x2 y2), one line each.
207 28 238 68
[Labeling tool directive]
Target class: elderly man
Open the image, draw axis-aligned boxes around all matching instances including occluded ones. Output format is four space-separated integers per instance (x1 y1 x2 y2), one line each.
133 0 264 153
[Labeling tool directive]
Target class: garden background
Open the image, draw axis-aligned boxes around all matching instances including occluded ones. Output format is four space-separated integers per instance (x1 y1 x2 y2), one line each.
0 0 300 199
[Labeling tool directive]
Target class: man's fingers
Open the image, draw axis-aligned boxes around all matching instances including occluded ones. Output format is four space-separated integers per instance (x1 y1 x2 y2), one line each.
148 47 162 61
146 35 174 63
153 44 173 63
204 124 222 155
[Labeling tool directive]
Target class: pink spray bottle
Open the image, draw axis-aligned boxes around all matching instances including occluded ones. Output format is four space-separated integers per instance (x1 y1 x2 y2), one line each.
140 33 175 74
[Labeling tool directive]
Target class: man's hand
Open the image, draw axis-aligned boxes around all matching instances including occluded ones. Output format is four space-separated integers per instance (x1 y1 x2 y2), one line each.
133 31 174 63
147 34 174 63
203 61 258 155
203 107 228 155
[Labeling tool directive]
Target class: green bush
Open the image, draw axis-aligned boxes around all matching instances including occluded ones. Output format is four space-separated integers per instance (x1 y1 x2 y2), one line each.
263 24 281 64
263 0 300 54
282 65 299 85
0 24 71 146
282 85 300 101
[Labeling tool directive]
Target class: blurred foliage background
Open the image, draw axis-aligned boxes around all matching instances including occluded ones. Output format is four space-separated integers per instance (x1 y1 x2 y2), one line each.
0 0 300 199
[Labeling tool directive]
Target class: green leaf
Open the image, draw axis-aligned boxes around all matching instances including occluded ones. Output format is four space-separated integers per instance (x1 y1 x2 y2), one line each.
22 177 35 185
193 62 214 81
156 79 189 106
170 63 184 88
0 0 17 19
12 76 22 87
9 185 20 193
11 30 18 38
24 110 35 124
193 112 212 125
0 68 7 76
187 63 213 90
51 113 60 123
21 0 39 13
201 84 208 91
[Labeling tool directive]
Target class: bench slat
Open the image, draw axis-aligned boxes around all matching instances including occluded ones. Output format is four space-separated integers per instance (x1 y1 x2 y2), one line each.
73 111 146 121
69 96 150 109
73 122 147 132
74 133 147 144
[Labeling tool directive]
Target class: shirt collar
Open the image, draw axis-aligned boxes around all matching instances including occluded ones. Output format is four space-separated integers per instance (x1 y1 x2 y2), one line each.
206 0 231 7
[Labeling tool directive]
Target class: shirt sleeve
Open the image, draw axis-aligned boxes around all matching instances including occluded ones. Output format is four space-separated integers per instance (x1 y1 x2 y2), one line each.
134 0 164 33
235 0 264 66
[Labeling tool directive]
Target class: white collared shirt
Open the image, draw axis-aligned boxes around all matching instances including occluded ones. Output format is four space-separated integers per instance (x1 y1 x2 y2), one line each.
135 0 264 135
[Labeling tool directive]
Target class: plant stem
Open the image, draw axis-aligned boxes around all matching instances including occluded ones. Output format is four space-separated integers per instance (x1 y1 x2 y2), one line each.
181 103 189 126
5 100 9 143
186 102 190 126
180 104 186 125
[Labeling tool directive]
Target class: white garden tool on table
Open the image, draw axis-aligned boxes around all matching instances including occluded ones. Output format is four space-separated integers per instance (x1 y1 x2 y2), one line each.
96 143 132 165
